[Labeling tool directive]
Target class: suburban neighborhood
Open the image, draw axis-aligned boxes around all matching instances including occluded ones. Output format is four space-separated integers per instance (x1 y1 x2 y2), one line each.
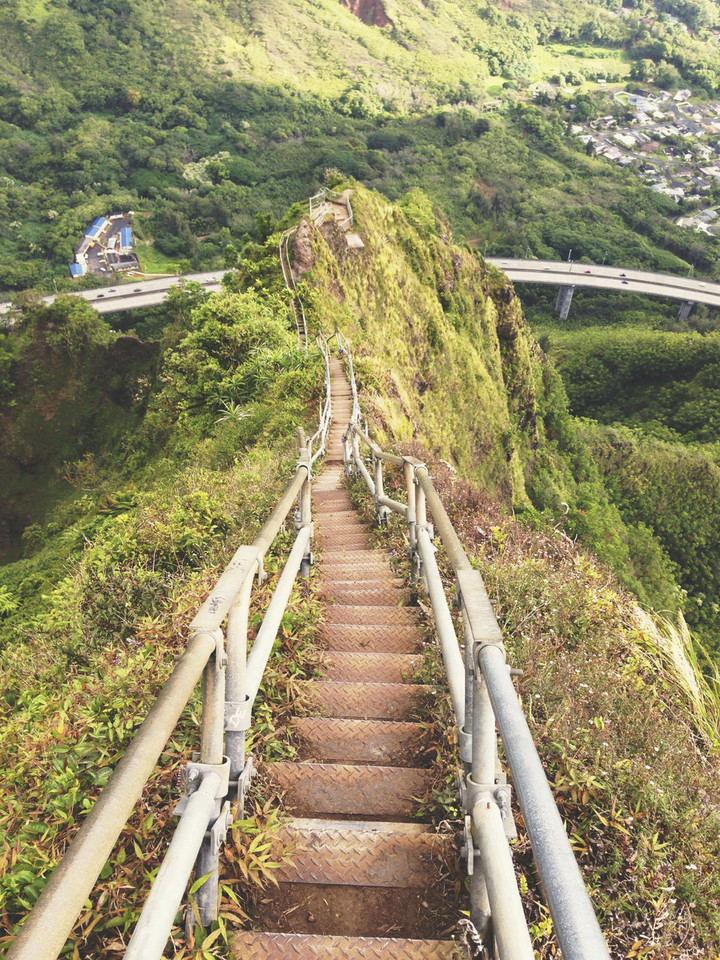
570 88 720 235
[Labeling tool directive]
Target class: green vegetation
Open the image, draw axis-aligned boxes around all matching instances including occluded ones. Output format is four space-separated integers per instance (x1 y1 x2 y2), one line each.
372 449 720 955
4 0 720 299
299 184 681 618
0 240 323 953
1 179 719 957
523 283 720 652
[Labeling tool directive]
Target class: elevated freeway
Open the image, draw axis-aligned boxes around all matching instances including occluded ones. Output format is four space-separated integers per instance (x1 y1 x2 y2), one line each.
3 260 720 321
0 272 226 318
486 257 720 319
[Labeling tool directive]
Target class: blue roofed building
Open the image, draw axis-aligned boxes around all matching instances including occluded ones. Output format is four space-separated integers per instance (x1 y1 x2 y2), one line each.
69 262 86 278
120 227 133 252
85 216 109 239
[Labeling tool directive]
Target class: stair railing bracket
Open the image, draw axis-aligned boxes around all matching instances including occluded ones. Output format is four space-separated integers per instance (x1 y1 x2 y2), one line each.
175 756 231 816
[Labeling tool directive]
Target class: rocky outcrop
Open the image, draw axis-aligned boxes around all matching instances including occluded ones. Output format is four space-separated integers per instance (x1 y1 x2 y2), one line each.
339 0 394 28
290 219 315 282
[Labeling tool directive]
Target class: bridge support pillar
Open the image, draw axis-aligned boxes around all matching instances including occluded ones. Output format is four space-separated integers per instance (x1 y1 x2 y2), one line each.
555 284 575 321
678 300 695 322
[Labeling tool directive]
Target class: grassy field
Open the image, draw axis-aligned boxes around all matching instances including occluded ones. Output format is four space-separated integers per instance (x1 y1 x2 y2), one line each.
135 241 180 277
533 42 631 83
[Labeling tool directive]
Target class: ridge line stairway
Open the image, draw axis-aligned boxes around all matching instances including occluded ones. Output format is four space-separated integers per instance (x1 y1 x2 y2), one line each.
232 358 464 959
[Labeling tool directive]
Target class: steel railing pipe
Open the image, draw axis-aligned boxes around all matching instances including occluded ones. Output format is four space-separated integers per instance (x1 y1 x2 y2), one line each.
472 795 535 960
192 468 307 634
377 494 408 518
417 528 465 731
7 630 217 960
225 571 256 780
352 447 376 496
124 772 221 960
200 652 226 766
245 526 313 706
252 466 308 560
415 467 472 572
478 644 611 960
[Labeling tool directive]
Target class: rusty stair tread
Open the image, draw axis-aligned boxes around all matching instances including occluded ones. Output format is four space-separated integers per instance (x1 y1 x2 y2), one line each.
320 549 391 563
320 554 391 567
324 588 413 606
259 761 432 818
317 540 374 553
232 932 464 959
315 514 364 524
321 651 422 682
320 566 394 582
271 819 451 886
300 680 432 720
290 717 430 766
325 606 420 626
319 624 422 654
319 577 405 588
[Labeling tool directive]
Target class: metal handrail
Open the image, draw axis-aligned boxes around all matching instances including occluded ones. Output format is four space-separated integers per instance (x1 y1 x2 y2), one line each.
340 341 610 960
309 188 354 229
279 228 308 348
8 362 331 960
308 337 332 466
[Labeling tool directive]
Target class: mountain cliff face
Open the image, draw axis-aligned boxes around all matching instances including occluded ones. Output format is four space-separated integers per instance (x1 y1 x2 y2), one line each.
286 185 720 954
293 185 557 504
288 183 680 613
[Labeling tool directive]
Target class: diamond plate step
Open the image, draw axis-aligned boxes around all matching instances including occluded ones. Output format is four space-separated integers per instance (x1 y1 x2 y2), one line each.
318 624 421 654
316 529 368 540
320 563 392 580
321 549 390 565
319 577 405 589
325 606 419 626
325 587 412 607
259 762 432 818
315 512 362 524
322 651 421 682
291 717 430 766
232 932 464 959
272 820 449 886
317 511 367 535
317 537 372 552
301 681 431 720
254 883 458 938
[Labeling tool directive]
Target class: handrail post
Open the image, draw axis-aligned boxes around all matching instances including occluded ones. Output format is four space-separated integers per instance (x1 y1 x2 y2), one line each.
342 427 352 474
374 455 388 524
413 471 428 582
296 428 313 577
225 569 256 794
473 795 535 959
195 631 228 924
351 429 361 478
404 460 417 555
459 607 474 767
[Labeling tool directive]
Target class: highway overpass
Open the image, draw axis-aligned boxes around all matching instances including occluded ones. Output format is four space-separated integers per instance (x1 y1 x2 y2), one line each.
3 261 720 320
486 258 720 319
0 272 226 318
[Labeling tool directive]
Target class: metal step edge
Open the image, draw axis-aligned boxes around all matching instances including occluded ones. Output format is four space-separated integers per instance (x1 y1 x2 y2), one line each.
287 817 431 834
231 932 463 960
271 822 450 886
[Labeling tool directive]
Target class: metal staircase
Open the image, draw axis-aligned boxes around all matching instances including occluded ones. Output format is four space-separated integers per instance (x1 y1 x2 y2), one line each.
233 357 463 958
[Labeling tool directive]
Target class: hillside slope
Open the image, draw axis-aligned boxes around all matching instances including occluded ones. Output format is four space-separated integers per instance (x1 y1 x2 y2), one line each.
291 184 681 611
2 0 720 294
1 185 719 958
